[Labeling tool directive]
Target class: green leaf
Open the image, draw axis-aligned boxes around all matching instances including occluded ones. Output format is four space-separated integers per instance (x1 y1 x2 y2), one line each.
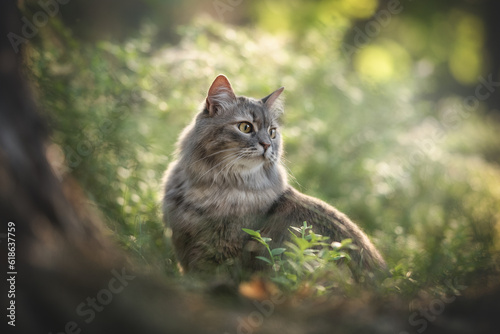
331 241 342 250
242 228 261 237
286 258 301 272
271 247 287 256
303 262 315 273
256 239 270 247
341 239 353 247
303 249 319 256
271 276 291 285
255 256 272 264
294 237 310 251
261 237 272 243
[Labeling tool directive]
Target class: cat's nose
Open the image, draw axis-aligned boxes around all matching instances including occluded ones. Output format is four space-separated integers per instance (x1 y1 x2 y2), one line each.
260 142 271 151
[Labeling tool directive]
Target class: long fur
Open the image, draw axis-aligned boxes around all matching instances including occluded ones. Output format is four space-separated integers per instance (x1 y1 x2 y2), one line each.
162 78 386 278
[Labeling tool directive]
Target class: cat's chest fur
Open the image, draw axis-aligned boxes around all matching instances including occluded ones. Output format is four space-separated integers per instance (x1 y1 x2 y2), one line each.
163 162 281 271
164 162 282 219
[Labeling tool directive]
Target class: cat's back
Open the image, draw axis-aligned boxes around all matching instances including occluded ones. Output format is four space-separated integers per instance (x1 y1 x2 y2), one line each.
264 186 387 271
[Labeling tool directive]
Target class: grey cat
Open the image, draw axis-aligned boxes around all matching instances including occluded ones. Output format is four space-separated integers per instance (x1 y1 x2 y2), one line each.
162 75 386 278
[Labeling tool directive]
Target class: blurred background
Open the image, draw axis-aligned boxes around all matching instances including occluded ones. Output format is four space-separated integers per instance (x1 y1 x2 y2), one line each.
21 0 500 291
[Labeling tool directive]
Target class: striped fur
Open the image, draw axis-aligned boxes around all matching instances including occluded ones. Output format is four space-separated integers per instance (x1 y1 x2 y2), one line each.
162 75 386 278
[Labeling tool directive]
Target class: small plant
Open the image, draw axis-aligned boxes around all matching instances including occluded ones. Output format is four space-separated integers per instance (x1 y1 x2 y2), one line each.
241 228 286 274
243 222 356 294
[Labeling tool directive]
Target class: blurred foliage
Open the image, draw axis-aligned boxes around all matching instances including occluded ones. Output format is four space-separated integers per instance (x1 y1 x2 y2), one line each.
244 223 363 295
25 0 500 299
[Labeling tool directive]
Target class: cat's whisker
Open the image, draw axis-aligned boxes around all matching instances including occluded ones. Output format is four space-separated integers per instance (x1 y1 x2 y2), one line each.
186 147 241 168
197 147 258 185
212 154 246 186
280 156 302 188
214 147 260 182
193 151 243 183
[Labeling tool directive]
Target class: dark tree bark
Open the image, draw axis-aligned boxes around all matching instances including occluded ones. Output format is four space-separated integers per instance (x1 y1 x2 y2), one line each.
0 2 205 333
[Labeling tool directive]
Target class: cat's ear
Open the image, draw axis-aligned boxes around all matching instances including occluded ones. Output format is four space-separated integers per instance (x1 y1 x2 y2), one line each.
262 87 285 116
206 74 236 116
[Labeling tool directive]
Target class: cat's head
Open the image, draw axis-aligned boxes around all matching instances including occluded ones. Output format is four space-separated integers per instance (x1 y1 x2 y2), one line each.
181 75 285 182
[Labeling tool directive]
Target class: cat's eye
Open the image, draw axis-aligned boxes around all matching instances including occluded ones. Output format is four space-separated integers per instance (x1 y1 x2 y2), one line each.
238 122 253 133
269 128 277 139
